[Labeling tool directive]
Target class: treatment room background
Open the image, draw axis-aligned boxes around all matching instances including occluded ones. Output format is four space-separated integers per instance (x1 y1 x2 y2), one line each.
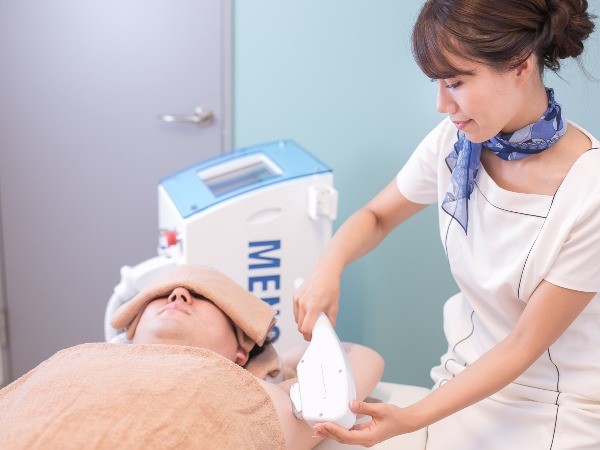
233 0 600 386
1 0 599 388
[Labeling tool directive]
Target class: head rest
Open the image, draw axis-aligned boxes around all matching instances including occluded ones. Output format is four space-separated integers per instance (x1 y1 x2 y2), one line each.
110 264 276 352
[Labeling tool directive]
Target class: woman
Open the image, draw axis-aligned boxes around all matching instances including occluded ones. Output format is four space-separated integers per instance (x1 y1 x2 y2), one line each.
294 0 599 448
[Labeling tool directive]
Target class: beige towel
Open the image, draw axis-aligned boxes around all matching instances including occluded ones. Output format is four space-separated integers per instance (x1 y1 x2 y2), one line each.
246 344 297 381
246 343 283 380
111 264 276 352
0 343 286 449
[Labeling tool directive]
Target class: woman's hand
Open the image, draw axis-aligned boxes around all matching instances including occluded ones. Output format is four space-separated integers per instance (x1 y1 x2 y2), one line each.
293 266 341 340
293 182 424 341
312 400 417 447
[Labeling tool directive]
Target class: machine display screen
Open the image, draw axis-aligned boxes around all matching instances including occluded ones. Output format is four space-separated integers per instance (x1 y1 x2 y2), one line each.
198 154 281 197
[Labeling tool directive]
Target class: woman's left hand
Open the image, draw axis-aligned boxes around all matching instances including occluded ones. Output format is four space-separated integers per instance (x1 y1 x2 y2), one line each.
312 400 418 447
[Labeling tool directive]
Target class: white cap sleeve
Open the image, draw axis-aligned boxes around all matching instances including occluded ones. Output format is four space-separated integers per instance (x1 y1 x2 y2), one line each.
544 150 600 293
545 196 600 293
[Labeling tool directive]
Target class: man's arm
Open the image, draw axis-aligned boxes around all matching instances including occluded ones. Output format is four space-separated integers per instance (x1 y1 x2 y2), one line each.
258 343 384 450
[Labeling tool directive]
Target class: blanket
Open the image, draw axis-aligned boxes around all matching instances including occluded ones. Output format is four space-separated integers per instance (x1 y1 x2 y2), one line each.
0 343 286 449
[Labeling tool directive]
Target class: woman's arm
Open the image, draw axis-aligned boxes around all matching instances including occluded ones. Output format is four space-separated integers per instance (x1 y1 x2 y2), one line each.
258 343 385 450
294 180 427 339
407 281 595 428
314 281 596 446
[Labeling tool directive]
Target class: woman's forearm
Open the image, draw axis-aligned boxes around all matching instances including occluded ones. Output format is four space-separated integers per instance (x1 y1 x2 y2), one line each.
316 182 427 276
406 282 596 431
294 181 427 338
316 208 384 275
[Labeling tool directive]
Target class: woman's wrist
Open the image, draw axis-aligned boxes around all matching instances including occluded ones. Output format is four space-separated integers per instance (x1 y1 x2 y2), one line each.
401 402 429 433
313 254 345 279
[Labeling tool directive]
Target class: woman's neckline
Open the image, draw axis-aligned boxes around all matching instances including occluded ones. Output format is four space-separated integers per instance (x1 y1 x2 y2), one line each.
478 120 599 198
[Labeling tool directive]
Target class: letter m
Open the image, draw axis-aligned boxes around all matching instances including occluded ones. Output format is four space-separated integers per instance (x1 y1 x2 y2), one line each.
248 240 281 269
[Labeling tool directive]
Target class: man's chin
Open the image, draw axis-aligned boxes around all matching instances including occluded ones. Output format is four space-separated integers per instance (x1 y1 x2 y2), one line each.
135 324 189 346
139 337 189 347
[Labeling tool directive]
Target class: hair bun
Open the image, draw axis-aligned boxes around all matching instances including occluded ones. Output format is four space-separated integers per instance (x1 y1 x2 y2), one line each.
542 0 595 70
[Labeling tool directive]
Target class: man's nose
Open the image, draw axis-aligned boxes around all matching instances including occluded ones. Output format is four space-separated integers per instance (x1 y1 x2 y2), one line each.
168 287 193 304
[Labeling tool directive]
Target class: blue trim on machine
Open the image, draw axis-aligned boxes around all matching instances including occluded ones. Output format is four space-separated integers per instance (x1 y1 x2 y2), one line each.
160 140 332 218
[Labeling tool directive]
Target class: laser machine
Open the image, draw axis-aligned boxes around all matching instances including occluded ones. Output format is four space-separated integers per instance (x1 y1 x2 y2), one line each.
105 140 338 351
105 140 431 441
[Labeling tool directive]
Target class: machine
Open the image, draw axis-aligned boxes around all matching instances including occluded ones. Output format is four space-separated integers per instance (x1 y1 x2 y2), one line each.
106 139 338 351
104 140 431 447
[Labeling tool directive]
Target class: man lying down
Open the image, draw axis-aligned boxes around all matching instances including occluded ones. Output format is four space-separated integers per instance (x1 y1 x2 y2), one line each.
0 264 384 449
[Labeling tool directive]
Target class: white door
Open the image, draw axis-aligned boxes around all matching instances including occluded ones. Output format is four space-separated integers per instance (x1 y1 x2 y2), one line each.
0 247 7 387
0 0 232 382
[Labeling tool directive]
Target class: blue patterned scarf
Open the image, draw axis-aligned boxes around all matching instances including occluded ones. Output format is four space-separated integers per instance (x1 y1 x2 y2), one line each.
442 88 565 233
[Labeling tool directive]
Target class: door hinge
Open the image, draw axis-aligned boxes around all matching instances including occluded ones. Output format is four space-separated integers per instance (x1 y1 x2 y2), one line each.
0 309 7 348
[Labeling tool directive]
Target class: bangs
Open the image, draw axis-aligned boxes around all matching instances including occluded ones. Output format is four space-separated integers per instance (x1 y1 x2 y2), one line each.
411 4 475 80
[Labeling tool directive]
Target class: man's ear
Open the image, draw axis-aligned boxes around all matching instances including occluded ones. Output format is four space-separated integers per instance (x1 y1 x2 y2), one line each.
235 346 249 366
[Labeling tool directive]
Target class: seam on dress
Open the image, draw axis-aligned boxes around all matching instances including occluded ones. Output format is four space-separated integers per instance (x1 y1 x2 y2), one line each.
452 310 475 353
443 215 452 261
443 357 466 371
436 312 474 389
511 381 559 394
518 147 600 299
517 218 548 299
548 348 561 450
474 182 548 218
517 181 563 298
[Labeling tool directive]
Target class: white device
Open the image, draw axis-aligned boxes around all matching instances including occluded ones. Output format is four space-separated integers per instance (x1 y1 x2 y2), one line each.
156 140 337 351
106 140 338 351
290 313 357 429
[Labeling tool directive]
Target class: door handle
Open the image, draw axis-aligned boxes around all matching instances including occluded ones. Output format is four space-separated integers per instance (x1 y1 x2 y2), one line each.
157 107 214 127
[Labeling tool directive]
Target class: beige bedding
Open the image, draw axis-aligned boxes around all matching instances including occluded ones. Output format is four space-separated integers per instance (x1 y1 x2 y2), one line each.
0 343 286 449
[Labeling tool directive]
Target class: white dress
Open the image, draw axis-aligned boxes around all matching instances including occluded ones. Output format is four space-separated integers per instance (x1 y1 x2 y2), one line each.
396 118 600 450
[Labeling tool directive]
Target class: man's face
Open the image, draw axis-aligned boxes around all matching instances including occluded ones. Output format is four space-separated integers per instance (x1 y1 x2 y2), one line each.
132 287 248 365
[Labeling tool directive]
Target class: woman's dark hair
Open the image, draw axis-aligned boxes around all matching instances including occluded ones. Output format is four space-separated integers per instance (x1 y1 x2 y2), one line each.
412 0 596 79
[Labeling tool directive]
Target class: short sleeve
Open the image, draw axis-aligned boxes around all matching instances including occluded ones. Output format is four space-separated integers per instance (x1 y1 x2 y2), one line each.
396 118 454 205
545 179 600 293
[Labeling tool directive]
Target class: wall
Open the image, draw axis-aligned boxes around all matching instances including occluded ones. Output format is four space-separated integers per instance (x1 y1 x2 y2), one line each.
234 1 600 386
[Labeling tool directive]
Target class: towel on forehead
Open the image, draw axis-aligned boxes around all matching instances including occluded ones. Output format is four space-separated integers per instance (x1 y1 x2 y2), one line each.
110 264 276 352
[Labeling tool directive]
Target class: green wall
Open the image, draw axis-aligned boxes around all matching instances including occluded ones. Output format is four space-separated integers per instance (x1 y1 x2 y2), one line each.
234 1 600 387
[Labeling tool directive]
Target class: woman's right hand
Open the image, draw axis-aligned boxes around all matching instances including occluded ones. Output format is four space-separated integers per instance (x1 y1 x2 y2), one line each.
293 266 341 340
313 400 418 447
